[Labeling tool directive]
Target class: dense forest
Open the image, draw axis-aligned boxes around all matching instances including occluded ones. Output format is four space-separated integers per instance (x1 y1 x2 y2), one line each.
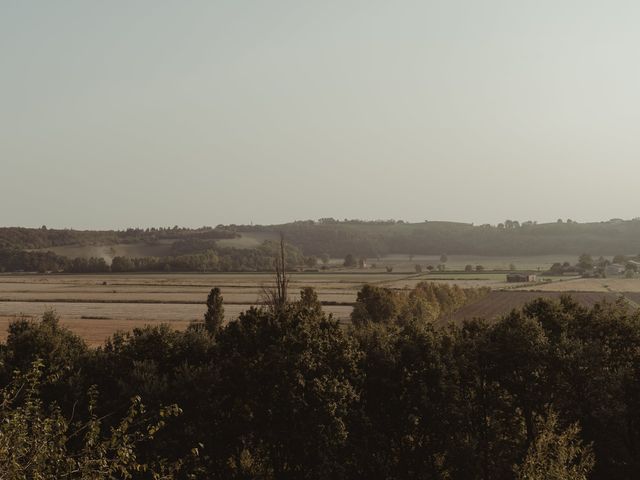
0 241 308 274
1 282 638 479
2 218 640 273
249 218 640 257
4 219 640 266
0 226 237 250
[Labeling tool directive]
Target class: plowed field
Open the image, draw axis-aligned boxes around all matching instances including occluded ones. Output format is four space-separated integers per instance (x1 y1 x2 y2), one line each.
446 291 620 324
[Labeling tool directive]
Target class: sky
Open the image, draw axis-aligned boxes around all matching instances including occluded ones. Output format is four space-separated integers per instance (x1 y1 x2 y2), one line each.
2 1 640 229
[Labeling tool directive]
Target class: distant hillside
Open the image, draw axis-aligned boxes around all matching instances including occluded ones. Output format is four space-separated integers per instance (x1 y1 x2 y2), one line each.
0 225 316 273
0 226 237 250
238 218 640 257
2 219 640 262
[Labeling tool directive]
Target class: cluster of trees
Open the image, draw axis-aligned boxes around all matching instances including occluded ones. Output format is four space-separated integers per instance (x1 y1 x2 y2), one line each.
547 254 640 277
351 282 490 325
0 248 114 273
0 241 309 274
2 284 638 478
0 226 237 250
0 248 66 273
109 242 306 273
316 218 405 225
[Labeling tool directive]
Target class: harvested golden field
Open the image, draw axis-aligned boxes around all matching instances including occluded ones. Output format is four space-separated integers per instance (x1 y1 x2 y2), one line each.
0 271 613 346
0 272 421 345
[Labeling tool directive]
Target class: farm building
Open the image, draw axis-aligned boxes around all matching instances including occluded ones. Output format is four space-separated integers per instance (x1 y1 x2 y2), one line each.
506 273 537 283
605 264 626 277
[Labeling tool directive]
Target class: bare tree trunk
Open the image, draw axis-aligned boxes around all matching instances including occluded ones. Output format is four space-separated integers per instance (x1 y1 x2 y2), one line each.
262 233 289 312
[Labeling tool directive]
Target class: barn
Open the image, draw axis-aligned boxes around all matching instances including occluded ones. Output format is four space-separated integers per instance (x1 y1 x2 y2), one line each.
506 273 538 283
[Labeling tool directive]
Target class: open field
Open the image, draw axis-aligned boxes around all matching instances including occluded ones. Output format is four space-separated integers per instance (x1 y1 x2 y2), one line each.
0 271 514 345
365 254 580 272
445 291 621 325
0 272 420 345
444 276 640 324
2 268 639 346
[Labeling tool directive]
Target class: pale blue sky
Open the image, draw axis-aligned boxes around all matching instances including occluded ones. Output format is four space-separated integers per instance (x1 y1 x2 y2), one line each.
2 1 640 229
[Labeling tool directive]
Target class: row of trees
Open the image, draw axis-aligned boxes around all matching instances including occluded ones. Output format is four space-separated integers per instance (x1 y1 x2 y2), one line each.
546 253 640 277
2 283 637 478
0 226 238 250
0 241 310 274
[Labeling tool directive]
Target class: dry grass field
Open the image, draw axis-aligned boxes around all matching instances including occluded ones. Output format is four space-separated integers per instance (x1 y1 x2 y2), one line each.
444 275 640 324
0 272 423 345
2 267 637 346
367 254 576 272
445 291 620 325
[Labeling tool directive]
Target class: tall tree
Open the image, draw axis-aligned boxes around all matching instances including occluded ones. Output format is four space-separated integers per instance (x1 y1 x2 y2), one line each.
204 287 225 334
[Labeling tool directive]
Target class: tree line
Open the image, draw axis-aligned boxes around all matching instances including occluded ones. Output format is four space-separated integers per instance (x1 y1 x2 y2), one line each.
0 282 637 478
7 219 640 266
238 218 640 257
0 226 237 250
0 241 309 274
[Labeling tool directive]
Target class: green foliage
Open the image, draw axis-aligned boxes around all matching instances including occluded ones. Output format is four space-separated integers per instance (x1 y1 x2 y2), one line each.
297 287 324 316
239 218 640 257
9 220 640 271
2 292 640 478
0 360 183 479
351 282 490 327
0 234 305 274
1 310 88 409
213 300 361 478
343 254 357 267
578 253 594 271
304 256 318 268
515 410 595 480
0 226 234 250
204 287 225 335
351 285 400 326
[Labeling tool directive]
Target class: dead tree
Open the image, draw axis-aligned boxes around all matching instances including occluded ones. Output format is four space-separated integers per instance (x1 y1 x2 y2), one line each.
262 233 289 312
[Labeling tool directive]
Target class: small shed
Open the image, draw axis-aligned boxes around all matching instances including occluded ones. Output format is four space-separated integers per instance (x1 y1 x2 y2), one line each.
507 273 537 283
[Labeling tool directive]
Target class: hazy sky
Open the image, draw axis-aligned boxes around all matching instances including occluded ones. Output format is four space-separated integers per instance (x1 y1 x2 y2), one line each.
2 1 640 229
